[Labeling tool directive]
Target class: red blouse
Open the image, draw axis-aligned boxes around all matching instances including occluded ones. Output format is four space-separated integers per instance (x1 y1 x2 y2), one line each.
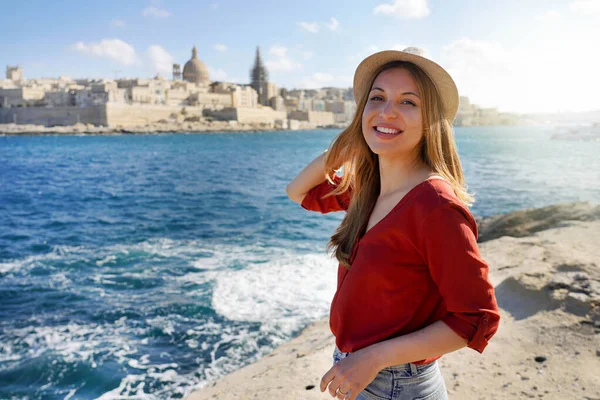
301 175 500 365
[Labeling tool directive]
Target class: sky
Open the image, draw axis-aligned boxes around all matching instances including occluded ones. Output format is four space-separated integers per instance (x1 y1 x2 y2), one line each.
0 0 599 113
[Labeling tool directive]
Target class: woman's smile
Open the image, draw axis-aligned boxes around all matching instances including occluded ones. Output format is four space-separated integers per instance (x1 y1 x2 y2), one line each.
373 124 404 138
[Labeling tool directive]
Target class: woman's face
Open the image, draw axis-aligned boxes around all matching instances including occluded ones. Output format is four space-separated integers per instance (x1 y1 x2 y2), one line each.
361 67 423 160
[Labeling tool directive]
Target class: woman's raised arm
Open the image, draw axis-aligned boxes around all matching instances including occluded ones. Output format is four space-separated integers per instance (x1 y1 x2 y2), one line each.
285 150 328 205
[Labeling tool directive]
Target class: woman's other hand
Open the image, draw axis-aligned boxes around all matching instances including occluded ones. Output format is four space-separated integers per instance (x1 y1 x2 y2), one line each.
320 347 382 400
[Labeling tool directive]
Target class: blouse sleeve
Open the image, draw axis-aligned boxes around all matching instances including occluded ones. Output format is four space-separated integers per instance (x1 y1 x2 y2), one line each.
420 202 500 353
300 174 352 213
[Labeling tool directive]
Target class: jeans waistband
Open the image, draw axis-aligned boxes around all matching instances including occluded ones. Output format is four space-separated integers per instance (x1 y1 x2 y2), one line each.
333 345 435 376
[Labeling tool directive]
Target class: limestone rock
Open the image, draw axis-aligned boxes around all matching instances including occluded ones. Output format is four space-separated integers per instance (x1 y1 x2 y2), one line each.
477 202 600 243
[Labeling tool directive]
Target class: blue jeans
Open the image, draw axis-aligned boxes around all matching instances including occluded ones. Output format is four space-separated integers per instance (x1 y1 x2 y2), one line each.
332 346 448 400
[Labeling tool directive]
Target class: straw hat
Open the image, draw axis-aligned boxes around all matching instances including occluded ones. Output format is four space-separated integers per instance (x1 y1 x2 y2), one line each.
353 47 459 122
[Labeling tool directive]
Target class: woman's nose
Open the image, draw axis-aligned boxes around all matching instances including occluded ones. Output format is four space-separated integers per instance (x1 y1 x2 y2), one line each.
379 100 398 119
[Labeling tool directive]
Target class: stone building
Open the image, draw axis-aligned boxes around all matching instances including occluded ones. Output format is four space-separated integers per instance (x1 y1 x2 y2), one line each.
289 110 335 126
172 64 182 81
116 77 169 105
188 91 232 108
44 90 75 107
211 82 258 108
208 106 287 126
269 95 285 111
164 87 189 106
1 44 361 127
6 66 23 82
454 96 520 126
249 47 279 107
182 46 210 85
326 100 356 123
74 81 126 107
250 47 268 105
0 87 45 107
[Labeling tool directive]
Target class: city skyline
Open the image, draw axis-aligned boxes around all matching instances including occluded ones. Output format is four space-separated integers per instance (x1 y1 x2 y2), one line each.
1 0 598 113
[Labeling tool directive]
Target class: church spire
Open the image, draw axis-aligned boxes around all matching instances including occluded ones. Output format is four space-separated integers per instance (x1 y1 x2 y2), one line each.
255 47 262 65
250 46 268 84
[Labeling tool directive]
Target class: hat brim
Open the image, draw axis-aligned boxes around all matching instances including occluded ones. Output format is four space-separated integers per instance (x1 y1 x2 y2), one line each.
353 50 459 122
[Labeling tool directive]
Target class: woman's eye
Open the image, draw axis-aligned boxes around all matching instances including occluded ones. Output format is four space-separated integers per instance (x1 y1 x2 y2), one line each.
401 100 416 106
370 95 383 101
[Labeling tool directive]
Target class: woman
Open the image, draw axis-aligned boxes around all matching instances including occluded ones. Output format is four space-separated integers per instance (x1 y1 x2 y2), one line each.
286 47 500 400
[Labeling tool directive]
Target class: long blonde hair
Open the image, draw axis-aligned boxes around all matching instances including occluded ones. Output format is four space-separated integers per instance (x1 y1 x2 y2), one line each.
322 61 474 268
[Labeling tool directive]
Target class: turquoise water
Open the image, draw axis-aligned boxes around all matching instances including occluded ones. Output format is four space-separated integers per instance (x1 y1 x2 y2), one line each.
0 127 598 399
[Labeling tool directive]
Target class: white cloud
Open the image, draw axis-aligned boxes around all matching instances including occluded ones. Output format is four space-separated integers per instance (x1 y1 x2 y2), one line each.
147 45 173 74
390 44 408 51
374 0 430 19
337 75 353 88
297 72 352 89
439 37 600 113
71 39 137 66
348 44 432 66
301 51 314 60
214 44 228 52
298 72 334 89
110 19 126 28
348 46 378 64
210 3 219 9
535 10 560 22
269 46 287 58
327 17 340 31
441 38 512 109
297 21 320 33
208 66 227 81
569 0 600 15
142 6 171 18
265 46 302 72
403 45 433 60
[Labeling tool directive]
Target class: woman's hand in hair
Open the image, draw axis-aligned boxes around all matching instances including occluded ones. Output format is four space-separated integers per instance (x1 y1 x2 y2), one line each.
324 145 349 175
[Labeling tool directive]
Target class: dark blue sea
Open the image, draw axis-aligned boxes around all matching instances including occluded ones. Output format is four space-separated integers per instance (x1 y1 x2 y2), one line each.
1 127 598 399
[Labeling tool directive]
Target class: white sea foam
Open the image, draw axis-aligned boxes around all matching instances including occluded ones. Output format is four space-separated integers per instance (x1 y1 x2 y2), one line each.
1 237 275 277
210 249 337 335
145 316 177 336
64 388 77 400
96 255 117 266
2 237 339 398
0 238 200 276
0 244 88 275
96 374 153 400
0 250 61 274
0 261 22 274
5 322 135 367
6 320 199 399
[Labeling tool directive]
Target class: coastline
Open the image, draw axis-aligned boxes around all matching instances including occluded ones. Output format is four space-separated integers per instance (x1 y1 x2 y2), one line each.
0 122 543 137
0 122 345 136
186 201 600 400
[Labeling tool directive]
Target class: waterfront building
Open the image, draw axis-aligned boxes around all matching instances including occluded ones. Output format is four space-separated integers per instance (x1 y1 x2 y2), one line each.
250 47 268 105
172 64 182 81
6 66 23 82
0 43 368 127
182 46 210 85
249 47 279 107
288 110 335 126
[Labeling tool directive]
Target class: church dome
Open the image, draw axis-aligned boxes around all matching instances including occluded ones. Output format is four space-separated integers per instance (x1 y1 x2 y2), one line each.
183 46 209 84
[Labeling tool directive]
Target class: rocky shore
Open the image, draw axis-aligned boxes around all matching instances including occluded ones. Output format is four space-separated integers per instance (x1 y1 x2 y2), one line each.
0 121 345 136
186 201 600 400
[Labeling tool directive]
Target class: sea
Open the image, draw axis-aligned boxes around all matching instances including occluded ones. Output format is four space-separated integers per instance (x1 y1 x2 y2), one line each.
1 126 599 399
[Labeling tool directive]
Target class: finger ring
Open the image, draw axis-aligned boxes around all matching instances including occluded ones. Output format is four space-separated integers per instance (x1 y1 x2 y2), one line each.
337 387 349 396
